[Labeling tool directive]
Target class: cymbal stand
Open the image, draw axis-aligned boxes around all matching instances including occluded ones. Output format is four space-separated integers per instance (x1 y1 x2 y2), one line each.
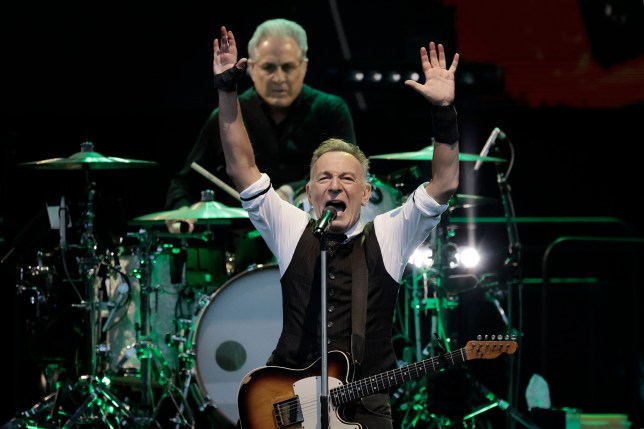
23 182 136 429
493 144 524 429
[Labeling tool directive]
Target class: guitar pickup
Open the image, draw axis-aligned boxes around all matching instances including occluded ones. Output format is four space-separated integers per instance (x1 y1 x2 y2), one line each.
273 396 303 428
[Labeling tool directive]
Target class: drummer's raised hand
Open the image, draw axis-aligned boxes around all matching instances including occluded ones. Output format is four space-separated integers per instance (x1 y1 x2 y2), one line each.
405 42 459 107
213 26 247 75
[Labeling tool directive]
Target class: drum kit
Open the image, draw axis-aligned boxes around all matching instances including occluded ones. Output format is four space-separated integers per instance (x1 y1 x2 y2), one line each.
8 141 516 429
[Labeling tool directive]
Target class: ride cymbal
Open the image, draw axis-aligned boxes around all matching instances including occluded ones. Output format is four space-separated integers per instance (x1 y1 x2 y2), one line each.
369 146 506 163
133 201 249 222
449 194 497 209
18 141 158 170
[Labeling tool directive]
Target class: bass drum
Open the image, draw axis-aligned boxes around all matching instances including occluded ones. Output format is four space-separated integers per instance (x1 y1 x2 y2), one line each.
295 175 402 224
190 264 282 427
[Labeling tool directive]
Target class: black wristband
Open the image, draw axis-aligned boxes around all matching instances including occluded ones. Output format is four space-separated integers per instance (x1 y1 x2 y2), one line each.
431 105 459 144
214 64 247 92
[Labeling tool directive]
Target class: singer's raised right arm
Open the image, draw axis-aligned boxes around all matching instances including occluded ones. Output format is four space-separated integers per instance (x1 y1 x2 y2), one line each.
214 26 261 192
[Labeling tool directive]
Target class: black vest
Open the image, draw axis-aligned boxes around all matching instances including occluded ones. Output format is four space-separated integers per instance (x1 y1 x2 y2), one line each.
267 220 400 379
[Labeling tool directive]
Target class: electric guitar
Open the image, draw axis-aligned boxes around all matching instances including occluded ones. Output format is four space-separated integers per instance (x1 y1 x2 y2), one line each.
237 338 517 429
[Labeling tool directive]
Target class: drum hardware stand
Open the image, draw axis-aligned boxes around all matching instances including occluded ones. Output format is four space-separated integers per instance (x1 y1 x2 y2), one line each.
105 229 180 427
63 182 138 428
163 318 195 428
8 185 137 428
396 207 528 428
165 314 238 429
414 136 526 429
396 217 462 429
166 316 236 429
492 142 525 429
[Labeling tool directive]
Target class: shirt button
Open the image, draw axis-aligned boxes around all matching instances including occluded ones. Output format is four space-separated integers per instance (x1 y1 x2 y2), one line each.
328 338 332 345
328 305 335 313
329 289 335 296
328 272 336 280
327 321 334 328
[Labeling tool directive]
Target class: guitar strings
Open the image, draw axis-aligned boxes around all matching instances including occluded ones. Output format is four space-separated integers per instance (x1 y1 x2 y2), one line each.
275 342 514 421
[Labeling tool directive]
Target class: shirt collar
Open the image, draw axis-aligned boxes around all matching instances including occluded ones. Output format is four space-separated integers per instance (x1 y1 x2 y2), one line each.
343 221 364 243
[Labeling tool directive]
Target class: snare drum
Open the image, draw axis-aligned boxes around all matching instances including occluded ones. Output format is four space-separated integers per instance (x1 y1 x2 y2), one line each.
189 264 282 427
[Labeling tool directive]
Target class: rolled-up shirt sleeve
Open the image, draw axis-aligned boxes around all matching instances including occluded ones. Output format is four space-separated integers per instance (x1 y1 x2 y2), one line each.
374 183 448 282
240 173 310 275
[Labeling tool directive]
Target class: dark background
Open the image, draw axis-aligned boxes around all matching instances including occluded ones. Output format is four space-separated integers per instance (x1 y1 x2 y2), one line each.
2 1 643 428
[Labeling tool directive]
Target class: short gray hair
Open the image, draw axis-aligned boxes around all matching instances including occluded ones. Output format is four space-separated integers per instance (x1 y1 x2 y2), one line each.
247 18 309 62
310 139 370 179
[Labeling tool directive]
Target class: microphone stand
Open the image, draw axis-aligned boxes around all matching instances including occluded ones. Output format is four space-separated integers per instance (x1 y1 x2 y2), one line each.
319 234 330 429
494 155 524 429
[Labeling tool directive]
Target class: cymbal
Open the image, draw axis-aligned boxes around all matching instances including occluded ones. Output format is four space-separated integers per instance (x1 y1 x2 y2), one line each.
369 146 505 163
133 201 249 222
449 194 497 209
18 141 158 170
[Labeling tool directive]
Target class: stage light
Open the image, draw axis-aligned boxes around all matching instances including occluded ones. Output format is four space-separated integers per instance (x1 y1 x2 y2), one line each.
367 70 383 82
404 71 421 82
387 71 402 83
408 246 434 269
456 246 481 269
347 69 364 82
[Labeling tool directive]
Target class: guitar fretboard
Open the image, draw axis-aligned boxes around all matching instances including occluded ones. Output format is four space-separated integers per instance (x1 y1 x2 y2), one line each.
330 348 467 406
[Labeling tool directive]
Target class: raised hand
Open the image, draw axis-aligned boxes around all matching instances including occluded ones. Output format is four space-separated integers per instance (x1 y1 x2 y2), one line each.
213 25 247 75
405 42 459 107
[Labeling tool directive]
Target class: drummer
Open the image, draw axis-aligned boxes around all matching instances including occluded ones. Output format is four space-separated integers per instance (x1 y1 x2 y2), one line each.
164 18 356 229
162 18 357 281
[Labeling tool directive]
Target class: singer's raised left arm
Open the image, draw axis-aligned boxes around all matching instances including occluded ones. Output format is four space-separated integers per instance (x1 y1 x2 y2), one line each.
405 42 460 205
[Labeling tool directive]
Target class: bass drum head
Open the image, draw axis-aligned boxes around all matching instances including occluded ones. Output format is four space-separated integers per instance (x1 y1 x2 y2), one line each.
191 263 282 426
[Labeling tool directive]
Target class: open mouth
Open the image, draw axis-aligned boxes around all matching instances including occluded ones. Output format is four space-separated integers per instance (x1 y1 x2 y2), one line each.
325 201 346 213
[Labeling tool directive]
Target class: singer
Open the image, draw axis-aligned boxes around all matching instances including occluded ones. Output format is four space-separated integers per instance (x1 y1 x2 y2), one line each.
215 24 460 429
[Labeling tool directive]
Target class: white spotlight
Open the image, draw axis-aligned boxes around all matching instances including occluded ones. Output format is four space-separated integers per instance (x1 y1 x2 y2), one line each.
456 246 481 269
367 71 383 82
409 246 433 269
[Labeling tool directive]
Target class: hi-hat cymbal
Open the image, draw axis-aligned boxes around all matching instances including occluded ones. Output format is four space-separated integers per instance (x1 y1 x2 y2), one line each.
133 201 249 222
449 194 497 209
370 146 506 163
18 141 158 170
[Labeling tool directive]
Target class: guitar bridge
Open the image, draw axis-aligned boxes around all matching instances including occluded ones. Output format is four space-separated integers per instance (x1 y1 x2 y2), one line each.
273 396 303 428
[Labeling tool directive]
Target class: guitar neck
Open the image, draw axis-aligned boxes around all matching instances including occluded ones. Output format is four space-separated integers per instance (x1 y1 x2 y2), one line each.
330 348 464 407
329 339 517 407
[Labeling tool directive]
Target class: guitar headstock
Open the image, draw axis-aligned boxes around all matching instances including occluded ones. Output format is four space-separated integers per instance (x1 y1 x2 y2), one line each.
464 336 518 361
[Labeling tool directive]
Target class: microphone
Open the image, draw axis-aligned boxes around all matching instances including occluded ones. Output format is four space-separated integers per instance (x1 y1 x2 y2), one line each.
102 281 129 332
473 127 506 171
313 206 337 238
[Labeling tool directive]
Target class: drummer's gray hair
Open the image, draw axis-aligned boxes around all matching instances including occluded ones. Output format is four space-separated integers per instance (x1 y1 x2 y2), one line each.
248 18 308 62
309 138 370 179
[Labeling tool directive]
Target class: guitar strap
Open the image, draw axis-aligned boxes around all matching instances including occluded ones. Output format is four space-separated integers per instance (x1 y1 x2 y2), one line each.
350 233 367 368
